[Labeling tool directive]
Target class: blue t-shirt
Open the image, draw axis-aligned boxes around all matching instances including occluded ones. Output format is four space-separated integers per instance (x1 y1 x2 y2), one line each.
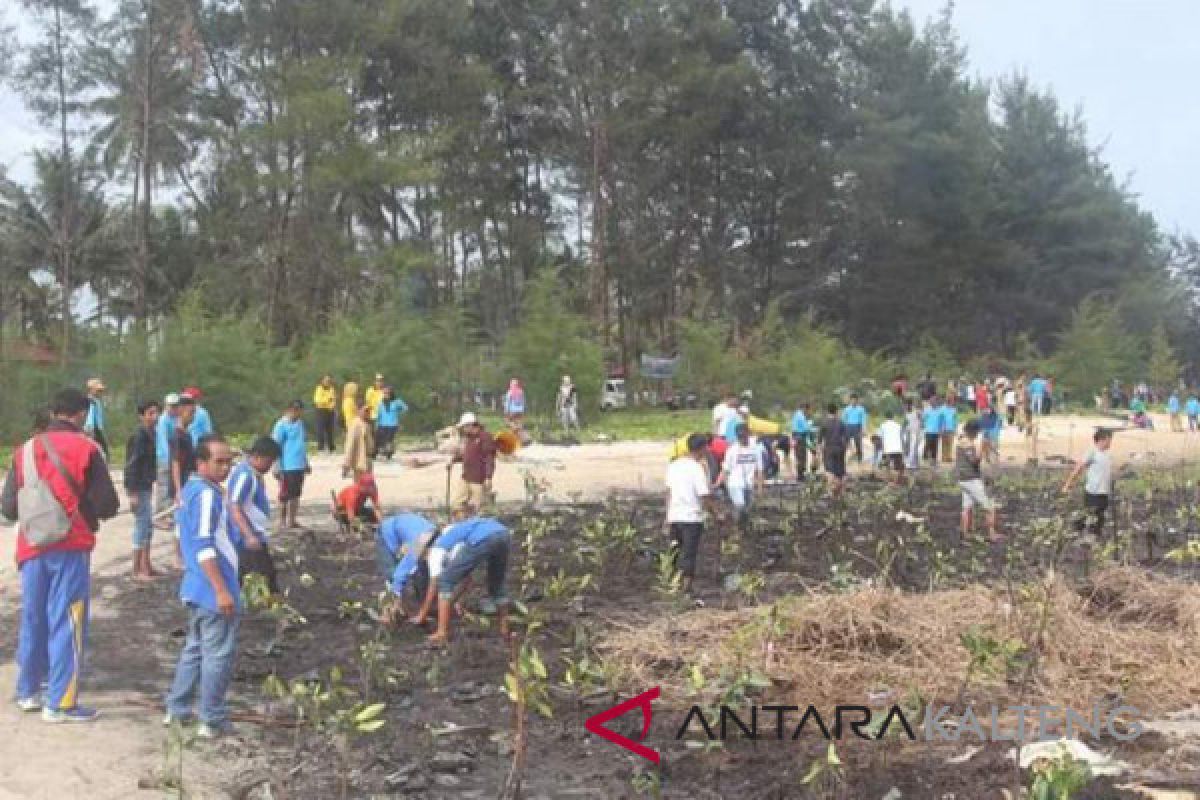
228 462 271 544
922 407 942 434
156 413 177 464
841 404 867 428
940 405 958 434
504 391 525 414
436 517 509 551
272 417 308 472
722 414 742 443
177 475 240 614
189 406 214 447
1028 378 1048 398
84 398 105 434
375 397 408 428
1168 395 1181 413
1187 398 1200 417
380 513 437 595
790 410 810 435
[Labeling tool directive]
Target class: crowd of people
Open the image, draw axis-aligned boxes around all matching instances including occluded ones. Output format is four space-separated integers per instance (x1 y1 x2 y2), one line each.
1 380 513 735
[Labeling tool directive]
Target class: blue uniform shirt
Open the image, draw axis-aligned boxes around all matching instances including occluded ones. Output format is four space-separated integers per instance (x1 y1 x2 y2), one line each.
189 406 214 447
940 405 958 434
375 397 408 428
177 475 240 614
841 404 867 428
380 514 437 595
272 417 308 472
722 414 742 443
1028 378 1048 398
84 398 105 434
922 407 942 435
156 413 177 464
1188 398 1200 417
1168 395 1181 414
790 410 810 435
436 517 508 551
227 462 271 545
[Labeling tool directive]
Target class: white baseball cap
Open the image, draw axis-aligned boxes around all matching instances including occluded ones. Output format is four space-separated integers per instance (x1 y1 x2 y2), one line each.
457 412 478 428
164 392 181 406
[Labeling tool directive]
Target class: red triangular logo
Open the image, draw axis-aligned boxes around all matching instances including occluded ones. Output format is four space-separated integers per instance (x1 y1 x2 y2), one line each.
584 687 661 764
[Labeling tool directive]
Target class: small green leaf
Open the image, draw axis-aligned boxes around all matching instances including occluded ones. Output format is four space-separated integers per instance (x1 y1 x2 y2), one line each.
355 703 387 722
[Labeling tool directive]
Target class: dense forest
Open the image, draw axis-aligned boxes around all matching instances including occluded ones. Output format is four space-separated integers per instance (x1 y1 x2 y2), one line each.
1 0 1199 434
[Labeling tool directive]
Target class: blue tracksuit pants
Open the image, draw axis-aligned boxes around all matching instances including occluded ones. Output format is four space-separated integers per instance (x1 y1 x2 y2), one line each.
16 550 91 710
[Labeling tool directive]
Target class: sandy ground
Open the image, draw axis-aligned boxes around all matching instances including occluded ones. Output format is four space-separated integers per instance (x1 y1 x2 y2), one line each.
0 411 1196 798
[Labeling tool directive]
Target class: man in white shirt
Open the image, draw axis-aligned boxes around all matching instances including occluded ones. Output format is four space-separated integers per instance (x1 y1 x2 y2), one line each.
717 423 763 530
878 412 905 484
665 433 720 594
711 393 738 437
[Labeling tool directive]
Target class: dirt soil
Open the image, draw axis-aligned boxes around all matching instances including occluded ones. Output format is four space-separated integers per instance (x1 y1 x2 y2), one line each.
1 412 1200 800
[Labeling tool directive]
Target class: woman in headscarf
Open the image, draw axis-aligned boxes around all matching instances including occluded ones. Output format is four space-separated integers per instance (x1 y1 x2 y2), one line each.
343 403 375 478
342 381 360 431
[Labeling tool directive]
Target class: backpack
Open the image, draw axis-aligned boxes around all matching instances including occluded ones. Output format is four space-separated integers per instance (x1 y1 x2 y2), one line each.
17 436 82 548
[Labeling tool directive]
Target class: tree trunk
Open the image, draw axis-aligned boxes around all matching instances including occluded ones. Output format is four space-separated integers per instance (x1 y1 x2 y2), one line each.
55 1 72 364
136 0 154 328
589 118 610 347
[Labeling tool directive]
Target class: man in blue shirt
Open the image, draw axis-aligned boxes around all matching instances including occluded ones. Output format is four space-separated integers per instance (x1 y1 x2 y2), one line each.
375 513 438 626
155 393 181 517
722 405 748 444
922 396 944 465
1028 375 1049 416
790 402 814 479
165 436 239 739
229 436 282 595
272 400 310 531
420 516 511 646
939 398 959 464
182 387 215 447
1187 395 1200 432
840 394 868 464
1168 392 1183 432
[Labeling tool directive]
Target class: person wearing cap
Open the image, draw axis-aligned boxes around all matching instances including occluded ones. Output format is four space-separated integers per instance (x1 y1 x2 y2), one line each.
182 387 214 448
343 403 375 479
420 516 512 646
716 422 764 531
156 393 182 518
125 399 162 580
373 386 408 461
336 472 383 526
447 413 497 514
83 378 109 460
312 375 339 453
230 436 283 593
375 513 437 626
556 375 580 435
665 433 721 596
272 400 311 531
364 374 386 423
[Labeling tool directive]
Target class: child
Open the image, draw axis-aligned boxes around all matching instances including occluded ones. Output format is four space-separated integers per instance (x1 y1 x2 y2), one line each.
956 421 1002 542
335 472 384 528
1061 429 1114 537
229 436 282 595
125 400 162 581
1186 394 1199 432
423 516 512 646
939 398 958 464
840 394 868 463
922 397 943 465
165 436 239 738
790 402 813 479
666 434 720 594
1168 393 1183 433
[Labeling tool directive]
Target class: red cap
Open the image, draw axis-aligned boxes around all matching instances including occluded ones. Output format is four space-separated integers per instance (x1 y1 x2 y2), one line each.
181 386 203 400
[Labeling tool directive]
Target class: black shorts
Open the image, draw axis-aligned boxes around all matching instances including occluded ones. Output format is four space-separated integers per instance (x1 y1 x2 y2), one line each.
824 451 847 479
886 453 904 471
280 470 306 501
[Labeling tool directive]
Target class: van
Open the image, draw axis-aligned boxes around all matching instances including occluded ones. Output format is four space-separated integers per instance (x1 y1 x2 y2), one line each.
601 378 627 411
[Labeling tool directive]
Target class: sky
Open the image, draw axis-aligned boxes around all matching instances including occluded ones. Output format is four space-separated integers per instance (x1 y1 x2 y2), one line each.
0 1 1197 235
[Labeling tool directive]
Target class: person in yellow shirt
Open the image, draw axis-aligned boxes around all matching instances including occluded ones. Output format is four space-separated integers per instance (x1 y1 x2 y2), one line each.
342 381 360 431
364 374 385 422
313 375 338 453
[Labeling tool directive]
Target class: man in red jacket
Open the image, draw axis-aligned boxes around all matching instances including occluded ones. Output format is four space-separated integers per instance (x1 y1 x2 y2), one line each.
1 388 119 722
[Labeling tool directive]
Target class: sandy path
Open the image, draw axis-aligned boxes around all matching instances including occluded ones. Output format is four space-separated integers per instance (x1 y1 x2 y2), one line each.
0 412 1197 798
